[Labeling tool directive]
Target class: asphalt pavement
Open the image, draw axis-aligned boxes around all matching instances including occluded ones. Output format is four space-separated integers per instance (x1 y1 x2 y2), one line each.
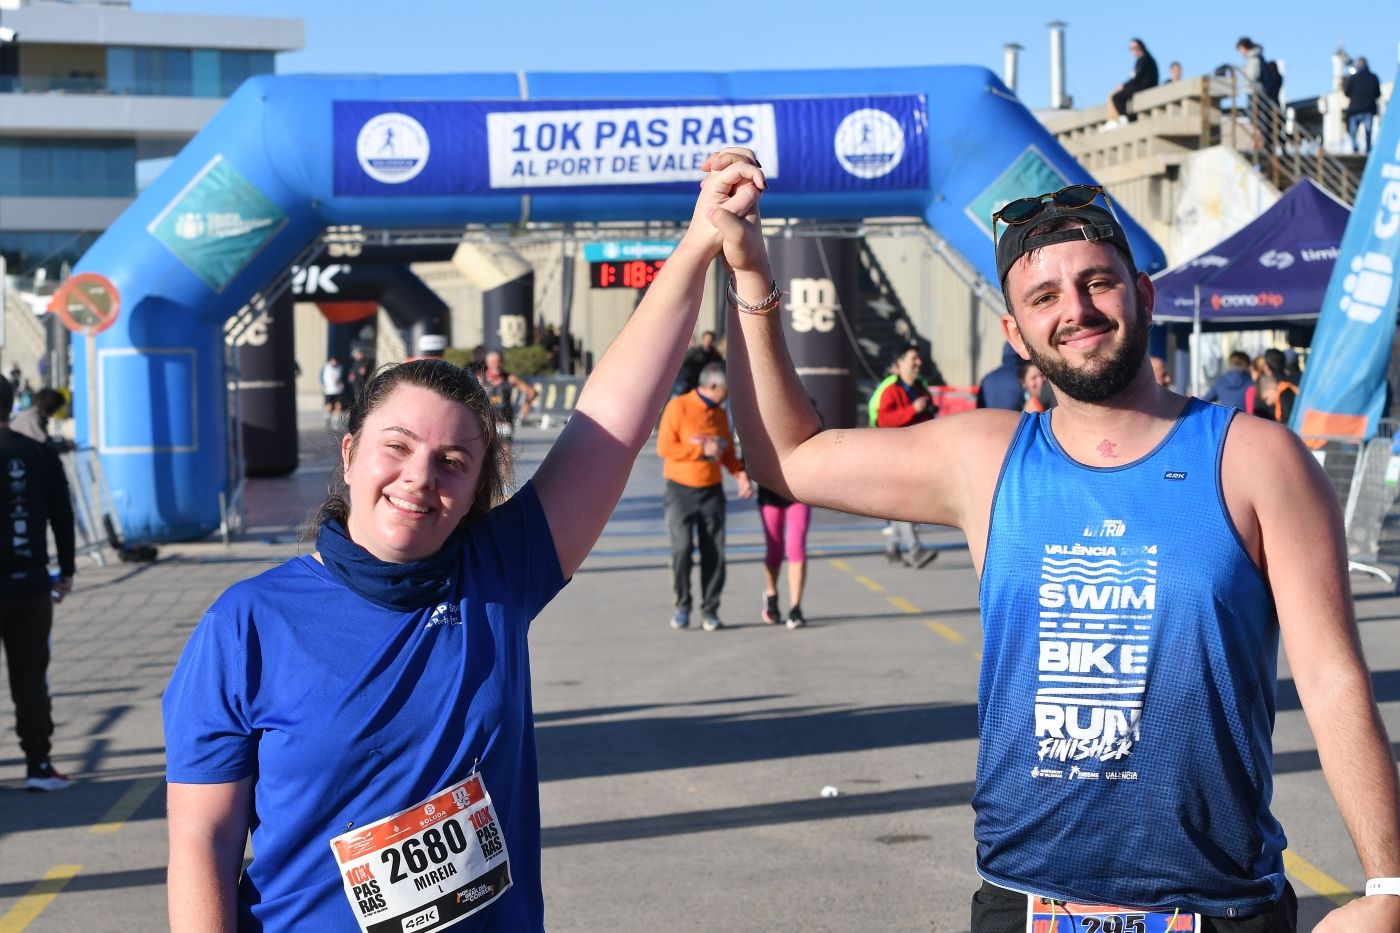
1 412 1397 931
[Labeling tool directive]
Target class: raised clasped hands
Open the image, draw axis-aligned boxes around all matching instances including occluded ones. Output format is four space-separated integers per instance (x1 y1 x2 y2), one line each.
684 147 768 276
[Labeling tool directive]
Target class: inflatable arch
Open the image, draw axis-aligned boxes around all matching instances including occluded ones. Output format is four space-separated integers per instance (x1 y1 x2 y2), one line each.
70 66 1165 542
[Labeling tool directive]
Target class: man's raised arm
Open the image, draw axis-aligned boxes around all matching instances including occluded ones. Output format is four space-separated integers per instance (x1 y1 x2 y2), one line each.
709 150 1009 532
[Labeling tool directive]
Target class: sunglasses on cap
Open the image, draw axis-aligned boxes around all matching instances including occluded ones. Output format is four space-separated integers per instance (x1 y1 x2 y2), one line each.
991 184 1117 241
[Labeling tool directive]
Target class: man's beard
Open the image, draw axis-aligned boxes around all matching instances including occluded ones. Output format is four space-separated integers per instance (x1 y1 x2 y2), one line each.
1023 300 1149 404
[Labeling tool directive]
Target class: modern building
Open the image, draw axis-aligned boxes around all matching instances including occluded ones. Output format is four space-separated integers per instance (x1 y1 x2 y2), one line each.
0 0 302 286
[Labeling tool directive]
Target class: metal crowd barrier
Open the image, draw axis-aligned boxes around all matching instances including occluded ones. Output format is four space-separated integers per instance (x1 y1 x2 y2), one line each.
1305 421 1400 590
519 376 584 429
931 385 979 416
58 447 121 567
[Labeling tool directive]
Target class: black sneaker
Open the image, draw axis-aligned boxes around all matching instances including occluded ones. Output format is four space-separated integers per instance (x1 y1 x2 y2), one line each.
786 605 806 630
25 761 70 792
762 594 780 625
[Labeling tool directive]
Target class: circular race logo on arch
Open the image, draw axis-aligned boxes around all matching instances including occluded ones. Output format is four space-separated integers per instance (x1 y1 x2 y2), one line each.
833 108 905 180
356 112 431 184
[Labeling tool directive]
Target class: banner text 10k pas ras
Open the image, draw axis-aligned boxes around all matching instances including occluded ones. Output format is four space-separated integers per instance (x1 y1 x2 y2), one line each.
332 96 929 197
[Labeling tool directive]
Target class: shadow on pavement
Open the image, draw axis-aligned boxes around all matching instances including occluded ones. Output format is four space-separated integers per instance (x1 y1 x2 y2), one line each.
543 778 976 848
0 770 166 838
0 865 169 899
535 694 787 724
538 700 977 783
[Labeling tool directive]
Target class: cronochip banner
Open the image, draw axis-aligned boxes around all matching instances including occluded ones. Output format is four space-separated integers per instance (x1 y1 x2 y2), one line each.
333 96 928 196
1293 74 1400 439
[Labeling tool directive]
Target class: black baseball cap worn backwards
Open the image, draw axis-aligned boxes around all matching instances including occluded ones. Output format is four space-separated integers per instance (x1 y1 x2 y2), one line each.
994 202 1137 286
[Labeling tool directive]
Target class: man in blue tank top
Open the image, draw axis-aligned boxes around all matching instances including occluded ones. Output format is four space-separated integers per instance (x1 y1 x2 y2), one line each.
708 148 1400 932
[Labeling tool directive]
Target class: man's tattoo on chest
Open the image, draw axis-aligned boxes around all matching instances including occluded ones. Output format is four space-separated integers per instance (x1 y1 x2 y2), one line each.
1096 438 1118 458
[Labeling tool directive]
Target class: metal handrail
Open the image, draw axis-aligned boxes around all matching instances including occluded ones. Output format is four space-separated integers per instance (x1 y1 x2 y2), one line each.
1215 67 1358 204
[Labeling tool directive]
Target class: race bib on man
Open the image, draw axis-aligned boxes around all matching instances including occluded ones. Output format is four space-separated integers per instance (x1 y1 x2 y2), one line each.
1027 895 1199 932
330 774 511 932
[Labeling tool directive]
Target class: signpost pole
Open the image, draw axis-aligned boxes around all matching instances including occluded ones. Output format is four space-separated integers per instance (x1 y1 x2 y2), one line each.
86 332 98 453
48 273 120 452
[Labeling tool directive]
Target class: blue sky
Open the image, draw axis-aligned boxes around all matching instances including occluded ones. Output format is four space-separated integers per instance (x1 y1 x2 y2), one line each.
140 1 1399 111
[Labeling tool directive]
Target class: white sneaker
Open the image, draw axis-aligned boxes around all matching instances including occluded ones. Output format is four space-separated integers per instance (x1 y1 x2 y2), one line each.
25 762 70 792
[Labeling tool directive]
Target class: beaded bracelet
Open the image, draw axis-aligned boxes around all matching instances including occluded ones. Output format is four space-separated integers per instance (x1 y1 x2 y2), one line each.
728 278 783 316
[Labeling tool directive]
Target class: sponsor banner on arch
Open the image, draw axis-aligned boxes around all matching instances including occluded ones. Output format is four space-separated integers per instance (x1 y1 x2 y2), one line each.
1293 80 1400 439
332 95 928 196
148 155 288 293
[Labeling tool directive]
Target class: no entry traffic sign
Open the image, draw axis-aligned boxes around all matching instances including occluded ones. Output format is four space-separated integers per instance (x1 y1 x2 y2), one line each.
50 273 121 336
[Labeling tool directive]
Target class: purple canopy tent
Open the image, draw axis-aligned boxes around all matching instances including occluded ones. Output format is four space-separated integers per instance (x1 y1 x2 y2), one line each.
1151 178 1351 393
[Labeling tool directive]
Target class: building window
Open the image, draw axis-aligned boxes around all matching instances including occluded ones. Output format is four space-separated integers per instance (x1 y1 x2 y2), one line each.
0 230 99 280
103 46 275 98
0 140 136 197
192 49 220 98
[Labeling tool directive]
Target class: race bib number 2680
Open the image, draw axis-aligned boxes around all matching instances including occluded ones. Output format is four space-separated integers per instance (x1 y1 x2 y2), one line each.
330 774 511 933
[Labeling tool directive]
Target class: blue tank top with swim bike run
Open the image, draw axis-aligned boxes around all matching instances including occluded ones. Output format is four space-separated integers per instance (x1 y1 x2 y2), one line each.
975 399 1286 917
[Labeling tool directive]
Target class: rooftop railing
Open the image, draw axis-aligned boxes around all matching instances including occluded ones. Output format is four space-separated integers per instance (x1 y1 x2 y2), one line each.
1041 71 1361 205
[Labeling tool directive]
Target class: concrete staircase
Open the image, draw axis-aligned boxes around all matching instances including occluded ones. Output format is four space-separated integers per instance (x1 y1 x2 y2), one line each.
1042 75 1360 204
1038 75 1365 266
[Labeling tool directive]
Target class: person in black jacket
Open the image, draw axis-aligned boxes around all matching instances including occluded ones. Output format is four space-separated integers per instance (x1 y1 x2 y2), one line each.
1344 57 1383 154
976 343 1027 410
1107 38 1159 126
0 377 76 791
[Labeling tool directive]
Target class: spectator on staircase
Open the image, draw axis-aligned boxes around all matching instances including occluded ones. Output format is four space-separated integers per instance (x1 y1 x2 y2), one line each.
1344 56 1382 155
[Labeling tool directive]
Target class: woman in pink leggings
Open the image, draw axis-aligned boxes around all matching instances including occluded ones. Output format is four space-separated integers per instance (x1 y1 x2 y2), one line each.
758 485 811 629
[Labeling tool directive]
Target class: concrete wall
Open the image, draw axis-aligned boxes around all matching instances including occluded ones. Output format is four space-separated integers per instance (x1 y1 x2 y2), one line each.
0 5 302 52
1169 146 1282 264
0 195 131 230
864 234 1007 387
0 93 223 138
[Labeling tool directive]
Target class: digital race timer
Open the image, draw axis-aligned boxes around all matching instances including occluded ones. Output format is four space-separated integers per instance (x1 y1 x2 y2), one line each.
589 259 666 289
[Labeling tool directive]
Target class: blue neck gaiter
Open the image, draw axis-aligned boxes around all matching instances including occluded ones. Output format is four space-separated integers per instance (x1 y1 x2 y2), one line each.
315 519 462 611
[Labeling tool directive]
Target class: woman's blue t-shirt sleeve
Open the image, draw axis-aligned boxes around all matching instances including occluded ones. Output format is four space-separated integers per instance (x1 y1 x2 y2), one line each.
163 606 257 784
482 481 567 620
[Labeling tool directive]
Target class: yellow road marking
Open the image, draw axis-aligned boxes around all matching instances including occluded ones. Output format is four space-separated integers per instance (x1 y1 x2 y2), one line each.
854 575 884 592
91 778 162 834
827 558 852 573
924 621 967 644
0 864 82 932
883 595 971 648
1283 849 1356 907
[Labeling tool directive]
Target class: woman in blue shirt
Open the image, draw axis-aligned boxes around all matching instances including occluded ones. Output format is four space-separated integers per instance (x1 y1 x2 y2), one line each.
164 151 772 932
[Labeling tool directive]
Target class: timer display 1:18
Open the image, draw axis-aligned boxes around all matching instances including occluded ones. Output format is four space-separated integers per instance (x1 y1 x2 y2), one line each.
589 259 666 289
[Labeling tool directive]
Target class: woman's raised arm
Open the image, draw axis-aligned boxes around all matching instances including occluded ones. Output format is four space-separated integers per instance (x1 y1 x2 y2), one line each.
533 152 768 578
